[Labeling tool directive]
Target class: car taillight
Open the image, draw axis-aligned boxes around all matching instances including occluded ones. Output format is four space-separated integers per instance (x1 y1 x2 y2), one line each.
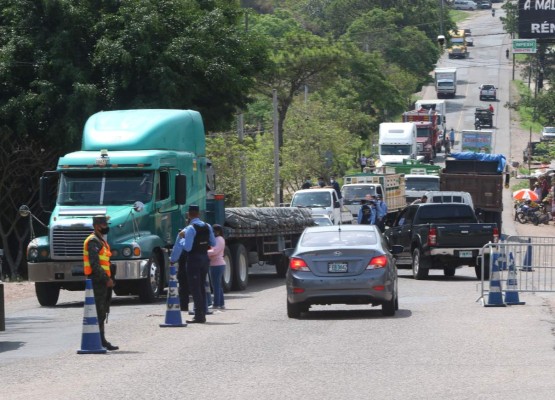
290 258 310 272
366 255 387 270
493 227 499 243
428 227 437 246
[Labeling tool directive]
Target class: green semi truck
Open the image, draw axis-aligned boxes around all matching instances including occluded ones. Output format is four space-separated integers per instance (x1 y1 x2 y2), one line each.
23 109 312 306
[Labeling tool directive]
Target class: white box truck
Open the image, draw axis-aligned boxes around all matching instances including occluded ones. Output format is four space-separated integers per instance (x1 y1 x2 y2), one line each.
434 67 457 98
378 122 419 164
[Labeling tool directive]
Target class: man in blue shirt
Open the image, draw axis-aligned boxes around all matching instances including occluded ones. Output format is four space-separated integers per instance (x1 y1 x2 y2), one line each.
171 205 216 323
357 198 376 225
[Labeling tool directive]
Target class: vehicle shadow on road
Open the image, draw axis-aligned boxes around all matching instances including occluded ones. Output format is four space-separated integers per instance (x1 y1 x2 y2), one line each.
300 308 412 320
0 341 25 354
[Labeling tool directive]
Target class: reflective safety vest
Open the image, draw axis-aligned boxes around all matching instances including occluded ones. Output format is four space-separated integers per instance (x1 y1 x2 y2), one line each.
83 233 112 277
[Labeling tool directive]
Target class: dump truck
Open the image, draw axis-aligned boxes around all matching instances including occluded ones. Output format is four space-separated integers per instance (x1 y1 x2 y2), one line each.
23 109 314 306
402 110 443 162
440 153 506 231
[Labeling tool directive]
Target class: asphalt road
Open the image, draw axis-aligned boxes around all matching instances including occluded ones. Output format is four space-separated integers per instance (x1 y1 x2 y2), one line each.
2 8 555 400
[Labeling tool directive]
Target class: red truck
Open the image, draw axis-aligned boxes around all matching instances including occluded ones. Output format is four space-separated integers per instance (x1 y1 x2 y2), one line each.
402 110 442 162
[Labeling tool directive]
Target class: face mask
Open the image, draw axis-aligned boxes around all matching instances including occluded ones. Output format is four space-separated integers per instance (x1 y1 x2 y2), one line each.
100 227 110 235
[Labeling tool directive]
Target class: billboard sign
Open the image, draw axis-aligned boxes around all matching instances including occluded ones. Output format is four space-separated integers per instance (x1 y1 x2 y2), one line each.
519 0 555 39
461 130 493 154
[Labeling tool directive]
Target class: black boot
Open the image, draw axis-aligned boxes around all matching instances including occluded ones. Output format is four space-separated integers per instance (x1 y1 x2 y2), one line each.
100 326 119 351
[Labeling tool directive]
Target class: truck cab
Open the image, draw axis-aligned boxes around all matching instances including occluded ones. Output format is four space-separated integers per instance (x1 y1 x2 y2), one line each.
290 188 353 225
25 109 206 306
378 122 420 164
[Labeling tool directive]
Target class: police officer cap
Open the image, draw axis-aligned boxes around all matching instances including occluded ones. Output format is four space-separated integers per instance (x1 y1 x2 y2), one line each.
188 204 200 212
92 215 110 225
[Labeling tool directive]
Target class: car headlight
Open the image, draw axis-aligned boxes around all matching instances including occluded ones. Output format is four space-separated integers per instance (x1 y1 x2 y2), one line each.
122 247 132 257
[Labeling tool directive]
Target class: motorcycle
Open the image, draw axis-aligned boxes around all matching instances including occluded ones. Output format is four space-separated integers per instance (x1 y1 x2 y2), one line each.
515 200 539 224
474 118 481 130
492 9 495 17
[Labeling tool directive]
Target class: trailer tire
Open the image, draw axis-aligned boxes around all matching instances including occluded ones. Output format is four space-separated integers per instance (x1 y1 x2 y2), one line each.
138 252 162 303
275 256 289 278
222 246 233 293
231 243 249 291
35 282 61 306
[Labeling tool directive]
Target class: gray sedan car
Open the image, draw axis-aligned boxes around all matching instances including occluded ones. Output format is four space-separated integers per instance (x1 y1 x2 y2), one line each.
285 225 402 318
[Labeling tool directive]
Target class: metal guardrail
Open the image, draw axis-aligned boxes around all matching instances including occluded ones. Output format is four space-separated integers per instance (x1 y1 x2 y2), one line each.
478 237 555 306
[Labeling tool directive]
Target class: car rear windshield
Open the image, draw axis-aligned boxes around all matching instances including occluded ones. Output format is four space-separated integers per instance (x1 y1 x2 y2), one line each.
301 230 378 247
415 205 476 223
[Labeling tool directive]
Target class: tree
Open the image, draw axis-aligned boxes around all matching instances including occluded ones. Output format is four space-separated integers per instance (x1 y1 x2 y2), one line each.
250 11 346 149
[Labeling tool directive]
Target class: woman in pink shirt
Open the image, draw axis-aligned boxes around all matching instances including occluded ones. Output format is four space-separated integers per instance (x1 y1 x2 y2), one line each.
208 224 226 309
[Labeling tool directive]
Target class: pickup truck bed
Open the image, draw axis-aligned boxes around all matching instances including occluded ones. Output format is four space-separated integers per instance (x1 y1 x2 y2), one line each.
385 203 498 280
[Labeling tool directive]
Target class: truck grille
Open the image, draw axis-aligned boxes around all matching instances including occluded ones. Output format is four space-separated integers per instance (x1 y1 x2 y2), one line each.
52 227 92 259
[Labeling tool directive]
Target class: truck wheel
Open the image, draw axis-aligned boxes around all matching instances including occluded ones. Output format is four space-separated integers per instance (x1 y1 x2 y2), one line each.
444 267 456 277
222 246 233 293
287 300 303 319
138 252 162 303
35 282 61 306
275 256 289 278
230 243 249 291
412 248 430 280
475 255 491 280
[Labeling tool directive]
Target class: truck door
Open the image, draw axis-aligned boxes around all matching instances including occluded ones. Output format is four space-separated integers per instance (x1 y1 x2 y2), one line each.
386 206 417 259
332 191 341 224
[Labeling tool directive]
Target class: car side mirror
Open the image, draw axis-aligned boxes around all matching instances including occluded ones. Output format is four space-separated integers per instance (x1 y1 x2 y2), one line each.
334 201 340 208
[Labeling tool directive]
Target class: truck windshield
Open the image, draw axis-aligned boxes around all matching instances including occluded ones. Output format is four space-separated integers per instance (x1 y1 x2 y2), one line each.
57 171 154 205
291 192 331 208
416 128 430 138
380 145 412 155
405 177 440 191
437 82 453 87
342 185 377 201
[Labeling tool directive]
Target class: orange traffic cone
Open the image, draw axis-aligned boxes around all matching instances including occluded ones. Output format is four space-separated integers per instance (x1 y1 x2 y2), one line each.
77 279 107 354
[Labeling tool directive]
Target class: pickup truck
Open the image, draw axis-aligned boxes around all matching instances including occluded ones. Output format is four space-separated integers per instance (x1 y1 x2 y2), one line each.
290 188 353 225
479 84 497 101
384 203 499 280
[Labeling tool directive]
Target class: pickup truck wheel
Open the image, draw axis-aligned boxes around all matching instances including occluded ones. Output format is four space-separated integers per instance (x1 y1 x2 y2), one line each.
230 243 249 291
475 255 491 280
444 267 456 277
138 252 162 303
222 246 233 293
287 300 303 319
412 248 430 280
35 282 61 306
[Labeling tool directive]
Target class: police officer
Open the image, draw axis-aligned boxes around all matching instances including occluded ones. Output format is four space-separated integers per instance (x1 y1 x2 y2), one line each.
375 194 388 231
83 215 118 351
172 205 216 324
170 216 190 312
357 197 376 225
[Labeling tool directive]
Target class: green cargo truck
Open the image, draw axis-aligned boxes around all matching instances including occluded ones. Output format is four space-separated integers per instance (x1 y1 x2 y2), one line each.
23 110 312 306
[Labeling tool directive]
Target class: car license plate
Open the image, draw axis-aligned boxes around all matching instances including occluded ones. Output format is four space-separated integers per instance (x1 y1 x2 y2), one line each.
328 262 348 273
459 251 472 258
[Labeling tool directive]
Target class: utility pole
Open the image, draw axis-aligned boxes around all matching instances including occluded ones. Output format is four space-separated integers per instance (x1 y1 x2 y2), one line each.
272 89 280 207
237 113 247 207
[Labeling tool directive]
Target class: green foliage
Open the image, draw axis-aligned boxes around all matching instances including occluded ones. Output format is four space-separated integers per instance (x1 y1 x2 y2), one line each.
280 98 362 199
500 1 518 37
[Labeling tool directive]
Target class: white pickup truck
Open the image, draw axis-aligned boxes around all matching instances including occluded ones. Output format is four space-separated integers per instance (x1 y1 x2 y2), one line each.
291 187 353 225
290 188 353 225
479 84 497 101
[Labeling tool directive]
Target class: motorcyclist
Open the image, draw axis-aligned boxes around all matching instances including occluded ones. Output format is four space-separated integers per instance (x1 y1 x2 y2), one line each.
492 8 495 17
474 118 481 130
506 49 510 59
